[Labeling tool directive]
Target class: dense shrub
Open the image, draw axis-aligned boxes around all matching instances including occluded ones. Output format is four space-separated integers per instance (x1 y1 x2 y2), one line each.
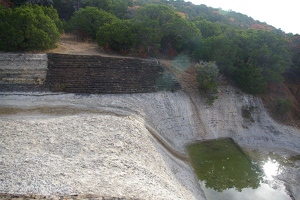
192 28 290 94
195 61 219 105
0 4 61 51
196 61 219 93
97 19 138 52
65 6 118 40
275 99 292 115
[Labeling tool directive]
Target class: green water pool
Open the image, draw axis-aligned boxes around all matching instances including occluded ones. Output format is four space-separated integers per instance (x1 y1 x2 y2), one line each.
187 138 292 200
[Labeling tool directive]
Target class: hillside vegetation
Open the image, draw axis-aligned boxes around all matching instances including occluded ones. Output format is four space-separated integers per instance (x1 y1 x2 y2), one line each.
1 0 300 122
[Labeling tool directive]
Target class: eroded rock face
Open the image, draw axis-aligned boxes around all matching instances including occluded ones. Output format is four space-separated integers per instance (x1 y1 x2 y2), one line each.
190 86 300 154
278 162 300 200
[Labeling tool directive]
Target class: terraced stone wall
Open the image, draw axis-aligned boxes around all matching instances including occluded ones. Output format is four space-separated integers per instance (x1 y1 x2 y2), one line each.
0 53 48 91
0 53 181 93
46 53 181 94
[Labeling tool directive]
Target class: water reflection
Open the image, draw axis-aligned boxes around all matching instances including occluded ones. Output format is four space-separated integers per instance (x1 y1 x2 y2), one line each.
187 138 291 200
201 181 290 200
187 138 261 192
262 158 283 179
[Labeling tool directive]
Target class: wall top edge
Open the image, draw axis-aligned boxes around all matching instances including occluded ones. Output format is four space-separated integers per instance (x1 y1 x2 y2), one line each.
0 53 47 61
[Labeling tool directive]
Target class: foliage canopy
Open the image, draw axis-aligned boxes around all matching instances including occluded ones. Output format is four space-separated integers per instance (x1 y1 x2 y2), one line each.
65 6 118 40
0 4 61 51
195 61 219 105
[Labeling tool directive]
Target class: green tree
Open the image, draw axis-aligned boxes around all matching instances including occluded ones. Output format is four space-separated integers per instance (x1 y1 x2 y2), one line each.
135 4 177 27
193 19 222 38
27 0 53 6
133 4 201 55
41 5 63 33
52 0 79 20
193 32 237 74
97 19 138 52
196 61 219 93
161 16 201 54
0 4 60 51
133 4 176 54
233 64 267 94
66 6 118 40
84 0 132 18
289 34 300 71
251 30 290 83
275 99 292 115
195 61 219 105
193 28 291 94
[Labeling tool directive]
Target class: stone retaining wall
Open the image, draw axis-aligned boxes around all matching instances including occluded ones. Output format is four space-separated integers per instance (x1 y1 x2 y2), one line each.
46 53 180 94
0 53 181 93
0 53 48 91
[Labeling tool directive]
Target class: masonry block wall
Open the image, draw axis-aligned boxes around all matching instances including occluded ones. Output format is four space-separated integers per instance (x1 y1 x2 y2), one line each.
0 53 48 91
0 53 180 93
46 53 181 94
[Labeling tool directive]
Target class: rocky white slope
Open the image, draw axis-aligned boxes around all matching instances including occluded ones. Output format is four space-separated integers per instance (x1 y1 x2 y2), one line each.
0 87 299 199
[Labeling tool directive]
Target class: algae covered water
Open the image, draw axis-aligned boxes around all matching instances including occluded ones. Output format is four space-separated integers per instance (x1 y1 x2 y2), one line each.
187 138 291 200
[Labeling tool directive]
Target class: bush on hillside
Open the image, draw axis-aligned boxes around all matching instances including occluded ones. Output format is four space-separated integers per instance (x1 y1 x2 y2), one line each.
65 6 118 41
97 19 138 53
195 61 219 105
0 4 61 51
275 98 292 115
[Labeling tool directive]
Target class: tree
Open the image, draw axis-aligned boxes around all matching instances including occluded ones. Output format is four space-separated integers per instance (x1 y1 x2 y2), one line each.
195 61 219 105
52 0 79 20
196 61 219 93
9 0 27 6
161 16 201 55
275 99 292 115
0 4 61 51
233 64 267 94
193 32 237 74
253 30 290 83
132 4 201 55
288 34 300 72
27 0 53 6
0 0 14 7
41 5 63 33
66 6 118 40
192 28 291 94
193 19 222 38
133 4 177 54
84 0 132 18
97 19 138 52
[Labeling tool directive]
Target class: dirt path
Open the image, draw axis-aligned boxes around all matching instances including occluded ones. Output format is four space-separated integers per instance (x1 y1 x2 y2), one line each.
47 34 137 59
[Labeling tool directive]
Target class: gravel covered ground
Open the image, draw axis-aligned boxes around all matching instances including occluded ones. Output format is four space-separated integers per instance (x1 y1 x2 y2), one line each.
0 92 205 200
0 114 203 199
